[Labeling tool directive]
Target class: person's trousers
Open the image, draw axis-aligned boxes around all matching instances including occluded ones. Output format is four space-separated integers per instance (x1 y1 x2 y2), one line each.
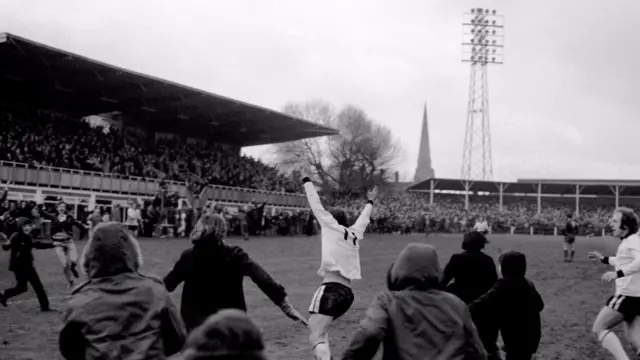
488 350 502 360
505 352 533 360
4 266 50 310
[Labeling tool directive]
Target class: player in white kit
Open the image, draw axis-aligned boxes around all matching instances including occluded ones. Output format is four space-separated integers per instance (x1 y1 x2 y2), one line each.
473 216 491 235
302 177 376 360
589 207 640 360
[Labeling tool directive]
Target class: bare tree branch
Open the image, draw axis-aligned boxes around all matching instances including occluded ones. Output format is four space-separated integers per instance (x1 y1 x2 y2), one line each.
272 100 402 194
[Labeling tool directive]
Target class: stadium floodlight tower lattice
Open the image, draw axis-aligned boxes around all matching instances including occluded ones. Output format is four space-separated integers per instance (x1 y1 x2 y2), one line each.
461 8 504 181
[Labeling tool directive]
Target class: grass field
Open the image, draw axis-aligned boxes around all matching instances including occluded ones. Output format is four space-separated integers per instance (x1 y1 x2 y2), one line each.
0 233 633 360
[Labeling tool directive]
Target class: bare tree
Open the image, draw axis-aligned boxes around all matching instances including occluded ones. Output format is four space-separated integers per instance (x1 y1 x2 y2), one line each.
273 100 338 188
274 100 401 194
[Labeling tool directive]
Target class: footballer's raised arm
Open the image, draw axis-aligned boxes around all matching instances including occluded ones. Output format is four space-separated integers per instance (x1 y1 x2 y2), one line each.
302 177 340 229
351 186 377 233
351 201 373 234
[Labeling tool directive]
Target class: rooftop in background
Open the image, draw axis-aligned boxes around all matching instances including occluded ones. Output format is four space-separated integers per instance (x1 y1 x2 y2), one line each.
0 32 337 147
517 178 640 186
408 177 640 197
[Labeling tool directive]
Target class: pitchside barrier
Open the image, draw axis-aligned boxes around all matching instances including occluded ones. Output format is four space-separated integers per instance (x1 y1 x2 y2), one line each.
413 222 608 237
484 226 607 237
0 160 307 208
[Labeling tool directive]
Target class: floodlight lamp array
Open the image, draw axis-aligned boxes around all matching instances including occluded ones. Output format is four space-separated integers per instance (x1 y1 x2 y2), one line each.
470 8 497 15
462 9 504 64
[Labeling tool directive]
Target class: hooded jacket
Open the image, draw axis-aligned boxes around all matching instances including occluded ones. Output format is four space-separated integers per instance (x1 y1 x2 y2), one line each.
59 222 187 360
164 213 288 332
181 309 267 360
469 251 544 355
341 243 487 360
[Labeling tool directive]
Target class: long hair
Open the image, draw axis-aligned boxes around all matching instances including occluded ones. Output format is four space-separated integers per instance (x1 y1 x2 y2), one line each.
616 207 640 236
191 213 228 245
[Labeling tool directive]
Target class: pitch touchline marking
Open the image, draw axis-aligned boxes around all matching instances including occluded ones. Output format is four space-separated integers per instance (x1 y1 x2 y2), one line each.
7 294 71 305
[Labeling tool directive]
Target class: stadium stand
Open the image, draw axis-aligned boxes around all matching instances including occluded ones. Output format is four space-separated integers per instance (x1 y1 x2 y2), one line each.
0 33 337 212
0 33 636 240
328 178 640 236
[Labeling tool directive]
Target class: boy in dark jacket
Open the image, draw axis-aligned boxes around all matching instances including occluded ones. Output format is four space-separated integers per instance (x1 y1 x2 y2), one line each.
341 243 487 360
0 217 57 311
470 251 544 360
441 231 500 359
163 212 307 332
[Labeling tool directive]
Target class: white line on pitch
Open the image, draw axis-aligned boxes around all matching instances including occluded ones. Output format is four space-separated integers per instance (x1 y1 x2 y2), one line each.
5 294 71 305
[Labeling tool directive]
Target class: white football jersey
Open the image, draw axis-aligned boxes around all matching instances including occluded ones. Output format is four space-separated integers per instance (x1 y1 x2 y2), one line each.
474 220 490 233
608 232 640 296
303 181 372 281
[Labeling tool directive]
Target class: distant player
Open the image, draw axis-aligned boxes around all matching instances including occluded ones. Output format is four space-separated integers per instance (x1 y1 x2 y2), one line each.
589 207 640 360
473 216 491 235
563 213 579 262
301 177 376 360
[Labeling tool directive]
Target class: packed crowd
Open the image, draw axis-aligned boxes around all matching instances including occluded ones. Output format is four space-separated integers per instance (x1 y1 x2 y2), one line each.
329 193 633 235
4 181 639 359
0 107 298 192
1 106 633 237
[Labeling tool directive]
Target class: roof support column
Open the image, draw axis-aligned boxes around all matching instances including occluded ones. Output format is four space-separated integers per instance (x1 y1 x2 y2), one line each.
463 180 472 211
496 183 509 211
619 186 625 208
537 183 542 216
607 185 624 208
575 185 583 217
429 179 437 205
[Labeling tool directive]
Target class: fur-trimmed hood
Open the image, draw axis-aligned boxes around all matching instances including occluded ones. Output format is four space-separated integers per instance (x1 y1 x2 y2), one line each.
182 309 266 360
388 243 441 291
80 222 143 278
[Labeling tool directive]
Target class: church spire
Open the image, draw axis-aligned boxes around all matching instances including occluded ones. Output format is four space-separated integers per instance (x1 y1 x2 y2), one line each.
414 102 435 182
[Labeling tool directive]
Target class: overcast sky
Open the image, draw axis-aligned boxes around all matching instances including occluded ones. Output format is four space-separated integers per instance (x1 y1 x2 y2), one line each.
1 0 639 182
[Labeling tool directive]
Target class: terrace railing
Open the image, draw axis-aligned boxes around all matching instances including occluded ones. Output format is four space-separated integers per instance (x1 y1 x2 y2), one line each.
0 160 307 208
